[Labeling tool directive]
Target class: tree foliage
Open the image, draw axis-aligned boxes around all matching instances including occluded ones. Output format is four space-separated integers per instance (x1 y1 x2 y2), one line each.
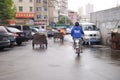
57 15 73 25
0 0 16 24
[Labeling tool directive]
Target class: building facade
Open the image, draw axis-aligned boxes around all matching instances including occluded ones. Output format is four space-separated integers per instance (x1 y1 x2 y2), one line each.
91 6 120 45
13 0 68 26
34 0 48 25
68 10 79 24
48 0 59 26
13 0 34 25
58 0 68 16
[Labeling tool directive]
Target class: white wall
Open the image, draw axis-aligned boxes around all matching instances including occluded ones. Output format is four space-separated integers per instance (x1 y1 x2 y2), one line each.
91 7 120 45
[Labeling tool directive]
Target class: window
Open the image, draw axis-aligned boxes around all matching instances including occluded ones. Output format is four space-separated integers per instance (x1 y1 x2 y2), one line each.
0 26 7 33
36 15 41 19
23 26 31 30
29 0 32 2
36 0 41 3
36 7 41 11
43 0 47 4
44 7 47 11
7 27 21 32
29 7 33 12
19 0 22 2
82 25 97 31
44 15 48 19
19 6 23 12
8 26 21 30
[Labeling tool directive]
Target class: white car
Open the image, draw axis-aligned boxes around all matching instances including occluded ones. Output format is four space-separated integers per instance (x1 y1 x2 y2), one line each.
65 26 72 34
80 22 102 45
66 28 71 34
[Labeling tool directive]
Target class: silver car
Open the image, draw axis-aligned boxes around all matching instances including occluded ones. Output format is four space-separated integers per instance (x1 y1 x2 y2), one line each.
0 26 10 50
80 22 102 45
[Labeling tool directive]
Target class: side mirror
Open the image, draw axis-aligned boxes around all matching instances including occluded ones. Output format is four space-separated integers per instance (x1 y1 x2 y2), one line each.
97 28 100 30
118 26 120 28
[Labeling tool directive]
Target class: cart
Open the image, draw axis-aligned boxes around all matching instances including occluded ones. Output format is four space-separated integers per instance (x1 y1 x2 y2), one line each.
32 33 47 48
53 32 64 42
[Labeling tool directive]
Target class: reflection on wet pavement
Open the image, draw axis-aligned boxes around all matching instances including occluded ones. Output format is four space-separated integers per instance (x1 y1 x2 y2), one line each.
0 35 120 80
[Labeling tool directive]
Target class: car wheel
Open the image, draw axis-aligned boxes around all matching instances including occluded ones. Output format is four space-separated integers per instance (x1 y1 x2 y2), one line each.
0 47 4 50
10 44 14 48
16 42 22 45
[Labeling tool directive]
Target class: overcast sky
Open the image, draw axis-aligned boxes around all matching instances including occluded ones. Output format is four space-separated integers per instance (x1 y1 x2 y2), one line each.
68 0 119 12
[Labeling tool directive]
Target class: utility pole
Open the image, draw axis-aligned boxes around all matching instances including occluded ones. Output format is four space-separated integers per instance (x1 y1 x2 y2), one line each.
47 0 49 26
116 0 119 7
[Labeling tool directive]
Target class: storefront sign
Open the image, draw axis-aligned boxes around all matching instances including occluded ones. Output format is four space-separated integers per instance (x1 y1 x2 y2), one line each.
34 21 46 25
16 12 34 18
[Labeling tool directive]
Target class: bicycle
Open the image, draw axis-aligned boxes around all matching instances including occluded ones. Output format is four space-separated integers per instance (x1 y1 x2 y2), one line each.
73 38 83 56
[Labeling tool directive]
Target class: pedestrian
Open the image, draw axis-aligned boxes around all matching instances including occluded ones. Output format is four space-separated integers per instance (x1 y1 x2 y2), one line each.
39 26 47 36
71 22 84 44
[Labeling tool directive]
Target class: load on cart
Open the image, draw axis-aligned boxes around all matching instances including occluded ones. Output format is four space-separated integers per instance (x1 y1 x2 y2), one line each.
53 27 66 42
32 32 47 49
32 25 47 48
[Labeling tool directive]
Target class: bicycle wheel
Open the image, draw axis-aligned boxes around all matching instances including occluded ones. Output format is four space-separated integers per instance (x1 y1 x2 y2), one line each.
76 48 80 56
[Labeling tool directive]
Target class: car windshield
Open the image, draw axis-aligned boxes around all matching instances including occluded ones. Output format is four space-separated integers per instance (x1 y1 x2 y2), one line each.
23 26 30 30
82 25 98 31
0 26 8 33
7 27 21 32
55 26 65 30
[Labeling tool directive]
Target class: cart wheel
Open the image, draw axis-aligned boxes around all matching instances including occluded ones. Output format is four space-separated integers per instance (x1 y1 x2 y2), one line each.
62 38 64 42
61 37 64 43
40 44 41 48
32 43 34 48
45 44 47 48
77 53 80 56
54 38 56 42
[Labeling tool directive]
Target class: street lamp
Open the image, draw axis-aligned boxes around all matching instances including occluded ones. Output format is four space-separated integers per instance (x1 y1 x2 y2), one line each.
116 0 119 7
46 0 49 26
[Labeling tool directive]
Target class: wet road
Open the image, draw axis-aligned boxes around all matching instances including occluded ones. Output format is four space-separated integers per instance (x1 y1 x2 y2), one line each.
0 35 120 80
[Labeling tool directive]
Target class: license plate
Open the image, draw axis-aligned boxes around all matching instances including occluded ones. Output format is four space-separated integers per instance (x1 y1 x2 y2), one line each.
91 38 96 41
3 37 8 40
10 38 15 41
20 34 24 36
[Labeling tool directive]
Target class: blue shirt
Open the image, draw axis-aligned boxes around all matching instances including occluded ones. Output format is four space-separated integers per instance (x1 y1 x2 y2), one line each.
71 26 84 38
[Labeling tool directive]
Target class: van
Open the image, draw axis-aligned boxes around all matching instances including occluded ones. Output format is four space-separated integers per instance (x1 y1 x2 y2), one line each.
80 22 101 45
8 25 32 40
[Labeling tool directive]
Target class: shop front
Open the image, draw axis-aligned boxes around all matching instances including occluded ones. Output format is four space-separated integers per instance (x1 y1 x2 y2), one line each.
15 12 34 25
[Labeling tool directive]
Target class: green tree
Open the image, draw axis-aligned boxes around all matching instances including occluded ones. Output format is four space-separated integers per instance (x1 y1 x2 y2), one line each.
57 15 65 24
57 15 73 25
0 0 16 25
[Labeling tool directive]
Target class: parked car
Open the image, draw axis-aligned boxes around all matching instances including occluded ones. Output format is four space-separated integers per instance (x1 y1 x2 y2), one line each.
65 26 72 34
80 22 102 45
8 32 15 47
8 25 32 40
6 27 27 45
0 26 11 50
47 29 54 37
54 26 65 31
30 27 39 36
